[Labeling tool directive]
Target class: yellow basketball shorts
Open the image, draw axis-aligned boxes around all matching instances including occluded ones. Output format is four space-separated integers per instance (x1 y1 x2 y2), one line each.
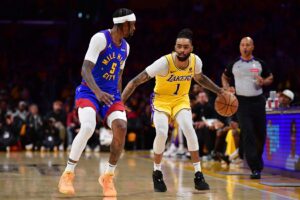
151 93 191 119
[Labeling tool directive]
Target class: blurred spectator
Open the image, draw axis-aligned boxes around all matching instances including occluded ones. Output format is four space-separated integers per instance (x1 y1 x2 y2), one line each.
0 112 23 151
192 91 221 157
26 104 43 150
66 108 80 151
278 89 294 108
212 116 240 164
41 117 61 151
45 100 67 150
0 100 11 129
14 101 28 121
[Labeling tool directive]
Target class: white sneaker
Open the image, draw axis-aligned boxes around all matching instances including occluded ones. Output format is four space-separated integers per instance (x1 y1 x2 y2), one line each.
164 143 177 157
94 145 100 152
25 144 33 151
175 146 187 156
85 145 92 152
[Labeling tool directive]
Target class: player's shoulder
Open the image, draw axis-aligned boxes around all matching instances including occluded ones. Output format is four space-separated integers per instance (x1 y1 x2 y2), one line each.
193 54 202 62
91 31 106 41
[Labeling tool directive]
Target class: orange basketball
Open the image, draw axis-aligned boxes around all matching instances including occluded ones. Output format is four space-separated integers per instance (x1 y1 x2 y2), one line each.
214 93 239 117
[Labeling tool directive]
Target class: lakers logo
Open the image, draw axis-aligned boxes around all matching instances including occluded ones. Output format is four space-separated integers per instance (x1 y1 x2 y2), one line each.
167 75 192 82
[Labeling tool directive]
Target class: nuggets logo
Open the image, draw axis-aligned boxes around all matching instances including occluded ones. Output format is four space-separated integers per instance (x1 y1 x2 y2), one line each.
167 75 192 82
101 52 124 65
101 52 125 80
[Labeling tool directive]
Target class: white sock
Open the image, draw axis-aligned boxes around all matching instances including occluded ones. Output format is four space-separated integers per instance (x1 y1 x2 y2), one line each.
193 162 201 173
154 163 162 171
65 160 77 173
105 162 117 175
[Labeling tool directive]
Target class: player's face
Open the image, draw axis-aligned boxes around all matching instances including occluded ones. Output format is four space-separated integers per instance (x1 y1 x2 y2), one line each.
123 21 136 38
175 38 193 61
239 38 254 57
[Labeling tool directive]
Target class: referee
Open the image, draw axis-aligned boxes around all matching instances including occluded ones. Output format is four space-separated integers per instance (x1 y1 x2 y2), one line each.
221 37 273 179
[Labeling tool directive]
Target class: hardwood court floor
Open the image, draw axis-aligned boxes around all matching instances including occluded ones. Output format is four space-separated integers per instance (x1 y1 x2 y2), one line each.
0 151 299 200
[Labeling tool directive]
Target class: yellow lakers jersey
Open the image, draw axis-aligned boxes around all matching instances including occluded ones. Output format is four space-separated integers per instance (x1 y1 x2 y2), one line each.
154 53 196 96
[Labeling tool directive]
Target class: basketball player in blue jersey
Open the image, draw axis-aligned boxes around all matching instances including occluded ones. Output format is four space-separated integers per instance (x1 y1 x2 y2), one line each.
58 8 136 197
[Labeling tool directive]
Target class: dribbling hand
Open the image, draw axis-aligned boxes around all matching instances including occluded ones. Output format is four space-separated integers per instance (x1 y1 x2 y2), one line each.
224 86 235 94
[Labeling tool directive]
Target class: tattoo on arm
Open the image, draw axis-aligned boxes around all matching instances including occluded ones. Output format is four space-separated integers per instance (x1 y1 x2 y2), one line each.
122 70 152 103
221 73 231 88
81 60 102 93
118 69 124 93
194 73 222 94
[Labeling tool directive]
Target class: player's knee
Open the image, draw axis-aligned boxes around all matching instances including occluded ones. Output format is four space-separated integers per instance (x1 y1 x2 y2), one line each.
181 123 194 135
80 121 96 138
155 126 168 141
112 120 127 134
182 127 199 151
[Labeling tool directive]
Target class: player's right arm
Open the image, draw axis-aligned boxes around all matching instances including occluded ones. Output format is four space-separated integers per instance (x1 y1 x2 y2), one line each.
121 56 168 103
82 33 114 106
121 70 152 103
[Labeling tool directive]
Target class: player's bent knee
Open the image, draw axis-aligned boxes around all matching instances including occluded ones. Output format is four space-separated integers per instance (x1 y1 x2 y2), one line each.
112 119 127 133
80 121 96 138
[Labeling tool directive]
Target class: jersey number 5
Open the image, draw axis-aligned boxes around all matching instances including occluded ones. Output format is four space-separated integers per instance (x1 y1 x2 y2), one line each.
110 63 117 74
173 84 180 95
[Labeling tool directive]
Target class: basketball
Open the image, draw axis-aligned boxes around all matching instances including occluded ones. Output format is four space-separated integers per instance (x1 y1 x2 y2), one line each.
214 93 239 117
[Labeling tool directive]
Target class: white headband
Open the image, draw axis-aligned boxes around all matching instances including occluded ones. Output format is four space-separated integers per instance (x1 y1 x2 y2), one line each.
113 13 136 24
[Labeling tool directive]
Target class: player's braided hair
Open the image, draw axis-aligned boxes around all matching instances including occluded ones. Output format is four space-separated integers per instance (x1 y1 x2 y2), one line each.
112 8 134 19
177 28 193 42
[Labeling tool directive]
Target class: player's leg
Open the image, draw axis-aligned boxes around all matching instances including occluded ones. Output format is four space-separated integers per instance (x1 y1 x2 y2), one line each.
58 107 96 194
152 111 169 192
175 109 209 190
99 110 127 197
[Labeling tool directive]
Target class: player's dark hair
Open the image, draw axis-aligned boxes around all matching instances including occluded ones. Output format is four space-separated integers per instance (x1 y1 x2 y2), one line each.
112 8 133 18
177 28 193 42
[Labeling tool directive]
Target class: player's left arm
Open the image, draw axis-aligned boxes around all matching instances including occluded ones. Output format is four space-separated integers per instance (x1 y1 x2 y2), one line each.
194 73 223 95
121 70 152 103
193 55 223 95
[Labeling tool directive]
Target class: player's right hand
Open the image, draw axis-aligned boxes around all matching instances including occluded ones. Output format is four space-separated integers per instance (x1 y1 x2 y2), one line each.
95 91 114 106
224 86 235 94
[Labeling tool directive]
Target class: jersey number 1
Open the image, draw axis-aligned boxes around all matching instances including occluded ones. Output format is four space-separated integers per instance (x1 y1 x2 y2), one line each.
173 84 180 95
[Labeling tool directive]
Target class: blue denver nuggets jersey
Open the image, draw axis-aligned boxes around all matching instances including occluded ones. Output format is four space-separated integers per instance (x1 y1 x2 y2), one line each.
81 30 128 95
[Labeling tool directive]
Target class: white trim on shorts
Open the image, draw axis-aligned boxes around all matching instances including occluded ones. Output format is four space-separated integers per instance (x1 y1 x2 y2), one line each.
107 111 127 129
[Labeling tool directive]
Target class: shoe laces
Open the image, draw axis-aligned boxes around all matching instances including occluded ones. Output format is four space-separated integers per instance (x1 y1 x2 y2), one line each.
103 175 114 188
195 172 204 181
154 171 164 182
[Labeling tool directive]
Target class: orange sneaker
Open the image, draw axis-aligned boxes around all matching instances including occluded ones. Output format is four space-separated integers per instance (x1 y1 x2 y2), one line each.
99 173 117 197
58 171 75 195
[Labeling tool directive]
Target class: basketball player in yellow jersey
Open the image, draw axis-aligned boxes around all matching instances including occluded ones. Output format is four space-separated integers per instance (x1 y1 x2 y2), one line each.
122 28 228 192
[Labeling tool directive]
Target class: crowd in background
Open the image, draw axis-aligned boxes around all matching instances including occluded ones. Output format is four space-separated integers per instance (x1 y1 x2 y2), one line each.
0 0 299 157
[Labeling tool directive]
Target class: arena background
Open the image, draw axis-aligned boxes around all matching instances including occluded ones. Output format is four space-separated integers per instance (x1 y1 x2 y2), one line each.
1 1 300 199
0 0 299 114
